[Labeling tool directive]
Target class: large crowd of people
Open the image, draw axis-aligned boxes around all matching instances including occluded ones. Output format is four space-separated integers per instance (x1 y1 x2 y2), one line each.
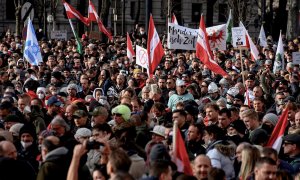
0 25 299 180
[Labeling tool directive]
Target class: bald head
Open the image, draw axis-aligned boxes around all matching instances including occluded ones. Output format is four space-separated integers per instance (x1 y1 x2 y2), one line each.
41 136 60 161
194 155 212 180
0 141 17 160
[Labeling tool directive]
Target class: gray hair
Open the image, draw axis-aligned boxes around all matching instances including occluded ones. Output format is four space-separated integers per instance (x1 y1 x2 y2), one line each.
51 115 70 132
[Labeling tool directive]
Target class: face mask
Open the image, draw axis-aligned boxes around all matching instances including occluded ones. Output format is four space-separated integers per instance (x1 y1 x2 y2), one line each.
52 91 57 95
21 141 32 149
38 94 45 99
140 31 145 35
91 121 95 127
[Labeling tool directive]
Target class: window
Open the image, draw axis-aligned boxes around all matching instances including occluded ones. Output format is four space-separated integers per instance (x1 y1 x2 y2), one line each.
130 1 135 19
219 4 228 22
192 3 202 22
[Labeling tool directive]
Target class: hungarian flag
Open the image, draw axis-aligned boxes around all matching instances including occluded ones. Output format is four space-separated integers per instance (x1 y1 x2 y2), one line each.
267 107 289 152
127 32 135 61
226 9 232 44
172 13 178 24
273 31 284 73
147 14 164 77
62 0 89 26
239 22 259 61
173 128 193 175
196 15 227 76
259 25 268 47
88 0 113 40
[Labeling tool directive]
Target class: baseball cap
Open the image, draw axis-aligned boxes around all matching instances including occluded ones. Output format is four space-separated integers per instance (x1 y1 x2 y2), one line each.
89 106 108 117
176 79 185 86
283 134 300 145
73 110 88 118
150 125 166 138
47 96 62 106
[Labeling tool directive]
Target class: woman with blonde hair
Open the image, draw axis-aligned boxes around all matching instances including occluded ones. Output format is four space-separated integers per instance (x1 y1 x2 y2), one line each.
239 145 261 180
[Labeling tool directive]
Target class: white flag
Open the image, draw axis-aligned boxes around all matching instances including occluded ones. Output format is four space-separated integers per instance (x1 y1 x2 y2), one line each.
259 25 268 47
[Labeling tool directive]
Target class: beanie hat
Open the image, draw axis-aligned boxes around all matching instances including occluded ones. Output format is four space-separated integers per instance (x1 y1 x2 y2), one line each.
150 144 171 162
249 128 269 145
9 123 24 136
262 113 278 127
111 105 131 121
228 120 246 135
19 124 36 140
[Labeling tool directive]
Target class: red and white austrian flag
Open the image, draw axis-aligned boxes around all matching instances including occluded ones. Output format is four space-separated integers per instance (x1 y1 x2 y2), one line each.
126 33 135 61
63 0 89 26
147 14 164 76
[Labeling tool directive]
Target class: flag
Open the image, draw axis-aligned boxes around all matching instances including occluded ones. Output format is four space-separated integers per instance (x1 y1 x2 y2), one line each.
273 31 284 73
259 25 268 47
172 13 178 24
196 15 227 76
62 0 89 26
206 24 227 50
127 32 135 61
267 107 289 152
24 19 43 66
147 14 164 77
226 9 232 44
173 127 193 175
88 0 113 40
239 22 259 61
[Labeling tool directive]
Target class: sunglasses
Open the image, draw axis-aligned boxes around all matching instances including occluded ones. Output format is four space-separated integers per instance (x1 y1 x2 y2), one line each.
113 113 122 117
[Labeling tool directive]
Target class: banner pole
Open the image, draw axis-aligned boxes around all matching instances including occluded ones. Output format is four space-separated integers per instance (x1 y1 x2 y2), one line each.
240 46 245 85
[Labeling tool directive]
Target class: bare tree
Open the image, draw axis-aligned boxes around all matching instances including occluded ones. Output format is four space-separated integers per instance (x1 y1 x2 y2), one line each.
286 0 299 39
14 0 22 36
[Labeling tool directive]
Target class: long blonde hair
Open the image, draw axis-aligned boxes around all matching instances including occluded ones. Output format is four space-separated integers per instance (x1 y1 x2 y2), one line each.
239 145 261 180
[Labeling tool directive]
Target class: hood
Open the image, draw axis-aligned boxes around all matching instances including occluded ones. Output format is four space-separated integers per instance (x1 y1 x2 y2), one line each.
214 140 236 158
44 147 68 162
93 88 104 99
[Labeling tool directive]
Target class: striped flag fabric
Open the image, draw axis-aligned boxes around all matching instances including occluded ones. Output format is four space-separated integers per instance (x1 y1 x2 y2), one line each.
196 15 227 76
127 32 135 61
226 9 232 44
172 13 178 24
88 0 113 40
239 21 259 61
147 14 164 77
173 127 193 175
62 0 89 26
273 31 284 73
24 18 43 66
267 107 289 152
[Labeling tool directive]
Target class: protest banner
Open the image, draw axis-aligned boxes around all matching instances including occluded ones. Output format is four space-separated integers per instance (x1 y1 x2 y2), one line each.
167 23 226 51
293 52 300 64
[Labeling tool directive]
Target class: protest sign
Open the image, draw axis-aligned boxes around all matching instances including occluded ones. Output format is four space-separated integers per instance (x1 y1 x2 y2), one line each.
167 23 226 51
293 52 300 64
136 45 149 69
232 27 246 47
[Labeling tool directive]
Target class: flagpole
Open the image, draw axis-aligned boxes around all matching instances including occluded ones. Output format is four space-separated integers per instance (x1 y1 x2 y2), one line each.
68 19 82 54
240 46 245 85
172 120 178 162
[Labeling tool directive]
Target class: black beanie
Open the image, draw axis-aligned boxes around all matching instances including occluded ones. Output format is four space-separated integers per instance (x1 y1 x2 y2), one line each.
19 123 36 140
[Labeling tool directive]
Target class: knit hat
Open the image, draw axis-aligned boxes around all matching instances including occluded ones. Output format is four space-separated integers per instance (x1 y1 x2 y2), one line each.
228 120 246 135
262 113 278 127
67 84 78 92
4 115 20 123
9 123 24 136
111 105 131 121
249 128 269 145
19 124 36 140
208 82 218 93
149 144 171 162
74 128 92 139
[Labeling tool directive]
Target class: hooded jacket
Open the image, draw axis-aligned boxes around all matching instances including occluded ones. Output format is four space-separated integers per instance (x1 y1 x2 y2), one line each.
37 147 69 180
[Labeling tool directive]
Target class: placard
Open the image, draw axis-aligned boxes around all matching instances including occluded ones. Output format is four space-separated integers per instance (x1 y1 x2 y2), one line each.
232 27 246 47
136 45 149 69
50 31 67 40
293 52 300 64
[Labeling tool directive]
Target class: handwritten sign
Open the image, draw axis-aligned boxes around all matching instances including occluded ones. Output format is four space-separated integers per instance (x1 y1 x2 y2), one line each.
232 27 246 47
136 45 149 69
167 23 226 50
293 52 300 64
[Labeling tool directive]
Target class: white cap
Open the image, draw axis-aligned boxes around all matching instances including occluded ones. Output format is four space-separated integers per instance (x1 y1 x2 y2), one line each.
227 87 239 97
176 79 185 86
208 82 218 93
151 125 166 138
74 128 92 139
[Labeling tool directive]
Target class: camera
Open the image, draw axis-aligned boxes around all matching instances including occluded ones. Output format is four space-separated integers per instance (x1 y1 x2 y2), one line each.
86 140 104 150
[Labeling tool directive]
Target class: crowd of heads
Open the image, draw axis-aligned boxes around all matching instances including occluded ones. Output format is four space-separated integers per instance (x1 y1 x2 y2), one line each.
0 26 299 180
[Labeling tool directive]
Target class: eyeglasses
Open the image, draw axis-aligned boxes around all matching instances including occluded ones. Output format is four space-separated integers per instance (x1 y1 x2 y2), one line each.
113 113 122 117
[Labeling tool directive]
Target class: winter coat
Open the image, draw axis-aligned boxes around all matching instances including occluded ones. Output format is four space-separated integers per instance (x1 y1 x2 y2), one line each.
37 147 69 180
206 140 236 180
